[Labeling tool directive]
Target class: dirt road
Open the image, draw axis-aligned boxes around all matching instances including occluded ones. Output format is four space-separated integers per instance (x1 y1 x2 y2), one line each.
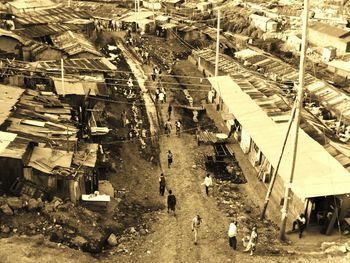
112 132 238 263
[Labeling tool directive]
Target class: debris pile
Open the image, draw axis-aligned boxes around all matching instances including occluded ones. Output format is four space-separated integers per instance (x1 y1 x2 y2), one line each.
214 180 281 255
321 242 350 255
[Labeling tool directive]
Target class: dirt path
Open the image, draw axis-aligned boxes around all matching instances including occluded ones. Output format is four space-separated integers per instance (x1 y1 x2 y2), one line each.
117 42 159 137
111 132 237 263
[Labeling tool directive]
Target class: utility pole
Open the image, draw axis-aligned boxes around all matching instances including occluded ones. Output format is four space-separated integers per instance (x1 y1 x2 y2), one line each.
61 58 65 98
260 107 296 220
152 0 155 23
135 0 137 13
214 8 220 77
279 0 309 241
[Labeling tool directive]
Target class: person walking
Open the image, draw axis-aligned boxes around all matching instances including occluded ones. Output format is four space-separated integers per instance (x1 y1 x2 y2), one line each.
167 150 173 168
191 215 202 245
201 173 213 196
228 221 238 250
158 91 165 103
175 120 182 136
164 119 172 137
244 226 258 256
167 190 176 215
292 213 306 238
167 104 172 120
159 173 166 196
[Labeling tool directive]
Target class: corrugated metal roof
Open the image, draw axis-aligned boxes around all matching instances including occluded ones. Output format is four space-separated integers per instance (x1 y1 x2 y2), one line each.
36 57 117 73
73 143 98 168
50 31 101 57
209 76 350 199
233 48 350 124
0 85 24 125
0 28 26 44
52 77 85 96
14 23 83 38
15 7 92 25
9 0 56 10
0 131 17 156
28 146 73 174
0 136 29 159
309 22 350 41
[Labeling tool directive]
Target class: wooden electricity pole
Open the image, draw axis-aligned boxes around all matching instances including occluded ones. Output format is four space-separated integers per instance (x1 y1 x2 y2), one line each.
279 0 310 241
214 8 220 77
260 107 296 220
61 58 65 98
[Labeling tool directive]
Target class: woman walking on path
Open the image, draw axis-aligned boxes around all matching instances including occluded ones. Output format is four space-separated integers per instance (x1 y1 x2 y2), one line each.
244 226 258 256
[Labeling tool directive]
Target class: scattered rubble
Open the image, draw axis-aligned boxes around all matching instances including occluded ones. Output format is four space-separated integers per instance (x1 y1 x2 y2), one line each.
1 204 13 216
107 233 118 247
321 242 350 255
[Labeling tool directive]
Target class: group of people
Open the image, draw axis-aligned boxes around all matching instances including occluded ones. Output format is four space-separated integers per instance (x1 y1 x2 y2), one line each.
164 119 182 137
228 221 258 256
152 66 162 82
158 149 308 255
93 18 122 32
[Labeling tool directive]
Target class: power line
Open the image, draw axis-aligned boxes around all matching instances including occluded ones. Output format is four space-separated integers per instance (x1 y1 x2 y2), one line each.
101 122 217 145
0 58 207 80
1 72 211 92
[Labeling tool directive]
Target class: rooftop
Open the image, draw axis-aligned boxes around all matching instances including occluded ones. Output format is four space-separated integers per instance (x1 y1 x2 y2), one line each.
0 84 25 125
6 89 78 149
309 22 350 42
28 146 73 174
14 23 83 39
14 7 92 25
209 76 350 199
8 0 57 10
35 57 117 73
50 31 102 57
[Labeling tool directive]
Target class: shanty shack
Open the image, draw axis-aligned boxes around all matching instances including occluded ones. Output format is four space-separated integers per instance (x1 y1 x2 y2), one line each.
0 28 26 58
13 7 92 28
208 76 350 235
0 132 30 193
176 24 200 43
22 141 99 202
25 146 75 200
6 0 58 14
50 31 102 59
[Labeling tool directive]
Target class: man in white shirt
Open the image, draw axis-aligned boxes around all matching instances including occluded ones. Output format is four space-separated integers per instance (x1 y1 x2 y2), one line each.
228 221 238 250
201 173 213 196
192 215 202 245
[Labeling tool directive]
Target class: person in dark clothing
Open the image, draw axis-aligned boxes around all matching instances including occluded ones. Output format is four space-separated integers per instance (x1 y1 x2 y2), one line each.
167 104 172 119
167 150 173 168
292 213 306 238
159 173 166 196
167 190 176 215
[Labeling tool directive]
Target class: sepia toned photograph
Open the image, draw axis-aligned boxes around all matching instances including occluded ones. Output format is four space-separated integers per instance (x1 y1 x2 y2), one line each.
0 0 349 262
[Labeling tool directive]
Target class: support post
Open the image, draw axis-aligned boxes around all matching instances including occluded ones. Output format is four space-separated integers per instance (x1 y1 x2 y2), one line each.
61 58 65 97
260 106 296 220
214 8 220 77
279 0 309 241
